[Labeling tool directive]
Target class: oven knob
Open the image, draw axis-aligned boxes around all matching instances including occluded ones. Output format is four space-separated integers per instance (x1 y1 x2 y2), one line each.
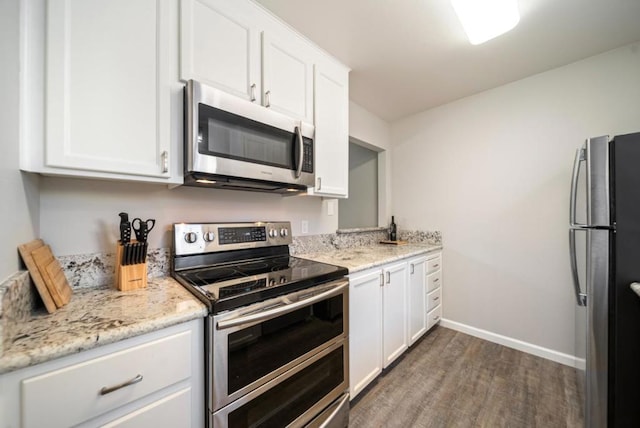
279 276 287 284
280 228 288 237
203 231 215 242
184 232 198 244
268 229 278 238
268 278 276 287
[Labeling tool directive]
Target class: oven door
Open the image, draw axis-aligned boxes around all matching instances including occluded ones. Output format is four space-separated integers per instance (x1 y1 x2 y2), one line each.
211 340 349 428
209 279 348 411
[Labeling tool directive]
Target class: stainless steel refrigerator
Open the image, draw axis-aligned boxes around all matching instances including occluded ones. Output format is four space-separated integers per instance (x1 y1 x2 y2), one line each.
569 132 640 427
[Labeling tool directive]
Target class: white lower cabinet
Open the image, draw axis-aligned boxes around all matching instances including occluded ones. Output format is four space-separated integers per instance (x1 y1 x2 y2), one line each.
426 252 443 331
407 255 427 346
348 268 383 400
349 251 442 401
381 261 409 368
0 319 204 428
349 260 408 400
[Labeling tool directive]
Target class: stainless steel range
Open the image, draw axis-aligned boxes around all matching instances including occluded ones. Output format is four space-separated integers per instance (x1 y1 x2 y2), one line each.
171 222 350 428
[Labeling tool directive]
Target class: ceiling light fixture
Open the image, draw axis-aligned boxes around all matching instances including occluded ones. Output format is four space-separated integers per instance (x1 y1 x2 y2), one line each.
451 0 520 45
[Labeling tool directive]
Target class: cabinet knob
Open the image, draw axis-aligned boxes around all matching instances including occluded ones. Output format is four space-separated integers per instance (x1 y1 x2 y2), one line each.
265 90 271 107
250 83 257 102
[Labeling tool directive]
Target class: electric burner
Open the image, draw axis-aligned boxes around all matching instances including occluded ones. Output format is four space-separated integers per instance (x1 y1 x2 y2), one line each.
171 222 348 314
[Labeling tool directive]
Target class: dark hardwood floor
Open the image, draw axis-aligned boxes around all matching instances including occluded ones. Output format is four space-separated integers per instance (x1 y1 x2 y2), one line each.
349 326 583 428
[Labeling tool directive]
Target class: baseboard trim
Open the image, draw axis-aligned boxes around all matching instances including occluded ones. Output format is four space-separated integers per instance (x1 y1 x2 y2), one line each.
440 319 584 369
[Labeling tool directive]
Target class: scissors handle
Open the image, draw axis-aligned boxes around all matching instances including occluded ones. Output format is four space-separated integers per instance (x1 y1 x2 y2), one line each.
132 218 155 243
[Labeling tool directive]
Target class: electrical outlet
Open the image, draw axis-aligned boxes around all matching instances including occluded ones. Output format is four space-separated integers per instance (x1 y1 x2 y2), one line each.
327 200 335 216
301 220 309 234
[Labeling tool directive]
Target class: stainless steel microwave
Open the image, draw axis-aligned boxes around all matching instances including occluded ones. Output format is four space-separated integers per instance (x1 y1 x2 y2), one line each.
184 80 315 194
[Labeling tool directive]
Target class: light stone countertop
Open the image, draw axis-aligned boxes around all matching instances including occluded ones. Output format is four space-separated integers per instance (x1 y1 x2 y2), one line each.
0 277 207 374
297 243 443 274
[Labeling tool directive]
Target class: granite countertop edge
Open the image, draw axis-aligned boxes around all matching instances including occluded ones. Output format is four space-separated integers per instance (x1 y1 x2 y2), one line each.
0 277 207 375
297 243 443 274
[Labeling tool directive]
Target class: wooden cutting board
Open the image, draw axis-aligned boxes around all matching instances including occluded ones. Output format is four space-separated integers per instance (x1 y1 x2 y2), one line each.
18 239 58 313
31 245 72 308
379 240 409 245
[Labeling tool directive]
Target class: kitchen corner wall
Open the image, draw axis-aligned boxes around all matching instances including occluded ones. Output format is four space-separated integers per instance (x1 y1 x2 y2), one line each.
0 1 40 283
390 42 640 357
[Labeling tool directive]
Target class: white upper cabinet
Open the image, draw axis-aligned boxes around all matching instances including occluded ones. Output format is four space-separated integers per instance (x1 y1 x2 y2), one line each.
310 58 350 198
181 0 314 123
26 0 182 182
261 31 314 123
180 0 261 102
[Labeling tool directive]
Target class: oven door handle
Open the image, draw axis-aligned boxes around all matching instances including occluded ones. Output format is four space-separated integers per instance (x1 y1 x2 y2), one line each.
217 281 348 330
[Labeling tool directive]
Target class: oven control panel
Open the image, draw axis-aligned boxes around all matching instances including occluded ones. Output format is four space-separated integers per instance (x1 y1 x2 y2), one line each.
173 222 292 256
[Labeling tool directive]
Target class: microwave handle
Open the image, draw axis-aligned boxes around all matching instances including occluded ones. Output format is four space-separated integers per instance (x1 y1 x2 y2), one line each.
294 122 304 178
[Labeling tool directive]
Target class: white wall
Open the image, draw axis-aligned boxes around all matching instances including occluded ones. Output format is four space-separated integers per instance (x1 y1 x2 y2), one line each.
39 177 337 256
349 101 392 226
391 42 640 356
0 0 40 282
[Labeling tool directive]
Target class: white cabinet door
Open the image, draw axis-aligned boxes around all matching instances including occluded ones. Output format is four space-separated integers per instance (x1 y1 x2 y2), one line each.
45 0 176 179
382 262 408 368
311 59 349 198
407 256 427 346
262 32 314 123
180 0 261 102
348 268 383 400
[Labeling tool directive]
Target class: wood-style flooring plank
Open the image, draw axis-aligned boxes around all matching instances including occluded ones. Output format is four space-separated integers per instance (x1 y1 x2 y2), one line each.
349 326 583 428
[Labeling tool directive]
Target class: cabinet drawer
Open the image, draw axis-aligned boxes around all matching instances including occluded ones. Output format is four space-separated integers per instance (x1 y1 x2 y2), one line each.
426 255 442 274
426 270 442 292
427 288 442 312
101 387 191 428
22 330 192 428
427 305 442 330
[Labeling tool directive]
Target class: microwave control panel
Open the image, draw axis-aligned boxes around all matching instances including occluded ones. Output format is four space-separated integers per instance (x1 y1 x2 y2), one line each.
302 138 313 173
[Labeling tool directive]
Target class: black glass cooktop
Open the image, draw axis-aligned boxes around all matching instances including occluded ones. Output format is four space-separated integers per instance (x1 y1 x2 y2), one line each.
175 255 348 313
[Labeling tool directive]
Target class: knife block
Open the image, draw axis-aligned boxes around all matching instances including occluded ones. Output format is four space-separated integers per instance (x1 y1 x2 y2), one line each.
115 241 148 291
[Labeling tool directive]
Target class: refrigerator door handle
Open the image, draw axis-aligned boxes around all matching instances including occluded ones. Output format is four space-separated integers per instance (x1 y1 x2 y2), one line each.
569 228 588 306
630 282 640 298
570 147 588 228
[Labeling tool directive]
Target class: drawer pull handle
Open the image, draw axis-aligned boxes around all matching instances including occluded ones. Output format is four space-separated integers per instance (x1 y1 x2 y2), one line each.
100 374 143 395
434 315 440 321
433 264 440 268
434 278 440 282
433 296 440 301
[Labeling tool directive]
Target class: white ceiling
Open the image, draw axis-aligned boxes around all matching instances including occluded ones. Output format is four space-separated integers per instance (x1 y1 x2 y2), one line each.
255 0 640 122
